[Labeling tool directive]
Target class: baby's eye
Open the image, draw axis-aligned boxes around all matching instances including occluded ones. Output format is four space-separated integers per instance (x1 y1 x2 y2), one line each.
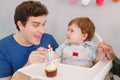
71 29 74 32
68 29 74 32
69 29 74 32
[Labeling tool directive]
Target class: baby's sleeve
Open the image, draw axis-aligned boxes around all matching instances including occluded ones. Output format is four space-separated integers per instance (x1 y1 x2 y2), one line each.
55 41 67 57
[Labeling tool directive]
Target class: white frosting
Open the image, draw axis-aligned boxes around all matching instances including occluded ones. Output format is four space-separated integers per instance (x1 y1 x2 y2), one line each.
45 63 57 71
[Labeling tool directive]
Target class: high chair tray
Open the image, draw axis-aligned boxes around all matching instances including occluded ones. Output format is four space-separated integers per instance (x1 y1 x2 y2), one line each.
11 59 112 80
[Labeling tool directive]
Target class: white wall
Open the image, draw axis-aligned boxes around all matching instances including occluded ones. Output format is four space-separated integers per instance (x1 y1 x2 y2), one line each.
1 0 120 56
1 0 120 57
42 0 120 58
0 0 120 79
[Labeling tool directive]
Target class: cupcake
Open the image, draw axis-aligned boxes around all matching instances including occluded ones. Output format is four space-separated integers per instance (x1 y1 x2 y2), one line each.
45 63 57 77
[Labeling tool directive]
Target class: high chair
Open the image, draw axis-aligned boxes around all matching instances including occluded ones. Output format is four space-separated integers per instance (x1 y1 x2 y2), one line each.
92 32 114 80
92 32 103 45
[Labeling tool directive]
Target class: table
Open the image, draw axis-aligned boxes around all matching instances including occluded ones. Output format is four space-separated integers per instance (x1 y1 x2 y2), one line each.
11 59 112 80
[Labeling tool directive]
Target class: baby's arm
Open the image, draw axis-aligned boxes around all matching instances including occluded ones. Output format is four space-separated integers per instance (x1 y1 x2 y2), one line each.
52 51 60 58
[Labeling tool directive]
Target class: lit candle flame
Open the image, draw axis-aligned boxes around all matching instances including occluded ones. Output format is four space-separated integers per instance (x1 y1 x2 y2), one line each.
48 44 51 49
47 44 54 62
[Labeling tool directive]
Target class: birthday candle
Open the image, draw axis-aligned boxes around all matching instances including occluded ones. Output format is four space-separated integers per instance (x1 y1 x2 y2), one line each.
48 44 54 62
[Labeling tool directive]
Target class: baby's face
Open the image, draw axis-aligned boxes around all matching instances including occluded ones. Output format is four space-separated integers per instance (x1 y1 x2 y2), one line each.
66 24 86 44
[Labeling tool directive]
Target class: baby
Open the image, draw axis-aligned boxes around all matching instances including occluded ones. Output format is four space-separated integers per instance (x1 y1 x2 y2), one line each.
56 17 109 67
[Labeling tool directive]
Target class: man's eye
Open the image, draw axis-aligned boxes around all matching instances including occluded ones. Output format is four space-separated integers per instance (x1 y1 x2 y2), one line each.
33 24 39 27
42 23 46 27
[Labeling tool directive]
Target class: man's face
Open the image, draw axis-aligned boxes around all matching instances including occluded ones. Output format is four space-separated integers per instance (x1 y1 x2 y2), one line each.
20 15 46 46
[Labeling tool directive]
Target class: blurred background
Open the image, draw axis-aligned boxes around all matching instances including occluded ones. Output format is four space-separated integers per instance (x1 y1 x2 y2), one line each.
0 0 120 79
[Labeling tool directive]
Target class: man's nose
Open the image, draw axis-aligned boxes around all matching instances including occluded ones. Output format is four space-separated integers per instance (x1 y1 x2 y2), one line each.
38 26 45 33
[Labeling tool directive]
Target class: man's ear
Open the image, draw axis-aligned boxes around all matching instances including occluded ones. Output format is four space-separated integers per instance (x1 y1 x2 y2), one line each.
17 21 24 30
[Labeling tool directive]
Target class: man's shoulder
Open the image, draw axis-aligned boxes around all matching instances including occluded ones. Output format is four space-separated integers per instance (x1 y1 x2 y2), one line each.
42 33 54 39
42 33 53 37
0 35 13 42
0 35 13 46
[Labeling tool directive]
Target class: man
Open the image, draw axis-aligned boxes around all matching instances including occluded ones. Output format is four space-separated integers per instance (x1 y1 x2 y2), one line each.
0 1 58 80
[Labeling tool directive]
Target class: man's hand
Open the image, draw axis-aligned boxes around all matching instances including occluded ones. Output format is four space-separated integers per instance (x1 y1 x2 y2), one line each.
25 47 48 66
98 41 115 60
